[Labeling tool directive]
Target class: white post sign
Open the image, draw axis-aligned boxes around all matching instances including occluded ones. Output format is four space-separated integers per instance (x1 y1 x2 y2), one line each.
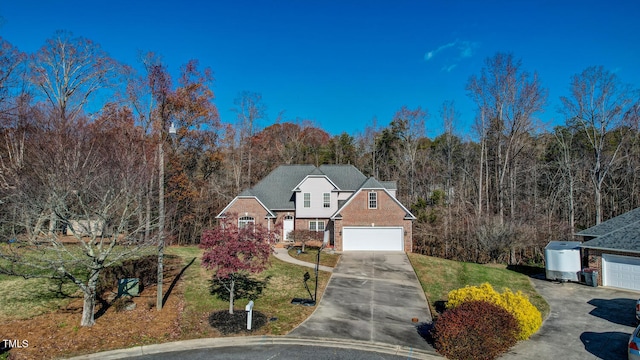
245 300 254 330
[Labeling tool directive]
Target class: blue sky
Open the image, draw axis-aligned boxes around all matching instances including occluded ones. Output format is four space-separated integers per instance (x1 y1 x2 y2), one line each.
1 1 639 137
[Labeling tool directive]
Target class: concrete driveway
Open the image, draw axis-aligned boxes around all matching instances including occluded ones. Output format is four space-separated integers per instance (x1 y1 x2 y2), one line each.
287 252 434 351
500 276 639 360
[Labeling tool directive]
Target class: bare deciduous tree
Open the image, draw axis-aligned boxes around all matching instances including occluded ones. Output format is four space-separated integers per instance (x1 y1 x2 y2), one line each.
0 110 154 327
560 66 637 224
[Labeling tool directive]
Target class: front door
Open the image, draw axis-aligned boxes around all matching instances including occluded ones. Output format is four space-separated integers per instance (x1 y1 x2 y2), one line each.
283 215 294 240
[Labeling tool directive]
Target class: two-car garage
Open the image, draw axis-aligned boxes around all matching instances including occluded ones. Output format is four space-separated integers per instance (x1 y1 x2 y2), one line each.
342 227 404 251
602 254 640 291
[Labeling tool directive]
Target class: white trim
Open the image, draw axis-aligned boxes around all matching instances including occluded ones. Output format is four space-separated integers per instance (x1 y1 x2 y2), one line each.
309 220 325 232
238 216 255 229
292 175 340 192
368 191 377 209
216 196 275 218
303 193 311 208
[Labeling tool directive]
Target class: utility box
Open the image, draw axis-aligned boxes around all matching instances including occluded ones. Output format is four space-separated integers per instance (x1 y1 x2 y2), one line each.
545 241 582 282
117 278 140 297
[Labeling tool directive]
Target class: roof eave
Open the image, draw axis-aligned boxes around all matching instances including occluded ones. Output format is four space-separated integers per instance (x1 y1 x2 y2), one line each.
579 244 640 254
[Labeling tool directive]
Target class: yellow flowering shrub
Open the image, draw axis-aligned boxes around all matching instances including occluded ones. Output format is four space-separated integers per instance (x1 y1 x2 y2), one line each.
446 282 505 309
446 283 542 340
501 288 542 340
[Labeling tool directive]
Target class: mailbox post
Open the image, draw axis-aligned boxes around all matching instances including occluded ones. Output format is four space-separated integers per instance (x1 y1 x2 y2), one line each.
245 300 254 330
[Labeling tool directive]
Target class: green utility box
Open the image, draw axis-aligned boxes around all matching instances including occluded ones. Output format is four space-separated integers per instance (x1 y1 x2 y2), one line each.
117 278 140 296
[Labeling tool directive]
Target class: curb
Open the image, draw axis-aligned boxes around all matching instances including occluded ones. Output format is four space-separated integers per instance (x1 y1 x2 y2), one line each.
66 336 442 359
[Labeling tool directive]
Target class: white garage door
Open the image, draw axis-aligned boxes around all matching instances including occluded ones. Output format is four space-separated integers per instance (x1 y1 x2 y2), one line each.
602 254 640 291
342 227 403 251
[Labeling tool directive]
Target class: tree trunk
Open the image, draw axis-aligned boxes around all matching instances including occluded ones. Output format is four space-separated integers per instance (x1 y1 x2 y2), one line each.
228 277 235 314
80 269 100 327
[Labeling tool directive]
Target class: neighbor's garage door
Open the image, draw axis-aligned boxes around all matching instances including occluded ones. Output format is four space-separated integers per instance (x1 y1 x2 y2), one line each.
602 254 640 291
342 227 403 251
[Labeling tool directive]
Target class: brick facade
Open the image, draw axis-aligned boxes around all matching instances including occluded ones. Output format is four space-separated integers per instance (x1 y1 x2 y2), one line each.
583 248 640 286
333 190 412 252
222 198 276 230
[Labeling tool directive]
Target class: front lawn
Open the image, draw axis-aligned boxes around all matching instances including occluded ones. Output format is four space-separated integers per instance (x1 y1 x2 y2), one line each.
173 246 332 338
408 253 549 318
0 246 331 360
287 246 341 268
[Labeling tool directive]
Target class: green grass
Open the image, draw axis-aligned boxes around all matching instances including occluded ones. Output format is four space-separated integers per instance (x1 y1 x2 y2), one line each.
0 276 78 322
0 244 160 322
167 246 331 337
287 246 340 267
0 243 549 342
408 253 549 318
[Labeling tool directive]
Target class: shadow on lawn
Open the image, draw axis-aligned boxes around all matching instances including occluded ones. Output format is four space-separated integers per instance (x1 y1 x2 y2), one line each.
210 274 272 302
506 264 545 277
162 257 196 307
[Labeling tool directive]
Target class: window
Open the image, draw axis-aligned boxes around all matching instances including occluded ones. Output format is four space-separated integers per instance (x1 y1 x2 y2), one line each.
238 216 255 229
369 192 377 209
309 220 325 232
304 193 311 208
323 193 330 208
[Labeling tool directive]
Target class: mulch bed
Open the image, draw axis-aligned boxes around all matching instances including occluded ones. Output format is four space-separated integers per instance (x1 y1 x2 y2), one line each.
208 310 267 335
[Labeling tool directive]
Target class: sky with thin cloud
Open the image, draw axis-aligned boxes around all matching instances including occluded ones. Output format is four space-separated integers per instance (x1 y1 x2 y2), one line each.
1 1 639 137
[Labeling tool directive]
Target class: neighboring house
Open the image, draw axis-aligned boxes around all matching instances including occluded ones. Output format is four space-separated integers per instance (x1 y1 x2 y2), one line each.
577 207 640 291
216 164 416 252
65 219 105 237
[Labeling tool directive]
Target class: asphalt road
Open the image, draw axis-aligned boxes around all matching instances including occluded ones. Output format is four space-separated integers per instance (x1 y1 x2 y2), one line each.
126 344 422 360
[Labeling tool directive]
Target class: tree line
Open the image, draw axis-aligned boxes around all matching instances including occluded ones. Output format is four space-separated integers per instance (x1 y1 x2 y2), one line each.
1 32 639 267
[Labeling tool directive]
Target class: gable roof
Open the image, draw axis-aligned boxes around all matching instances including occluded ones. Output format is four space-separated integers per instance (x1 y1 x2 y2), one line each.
216 195 276 219
218 164 413 219
221 165 370 214
578 207 640 253
243 165 316 210
331 180 417 220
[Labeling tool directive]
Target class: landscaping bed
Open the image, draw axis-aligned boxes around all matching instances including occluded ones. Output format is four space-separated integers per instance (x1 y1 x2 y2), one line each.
0 246 331 360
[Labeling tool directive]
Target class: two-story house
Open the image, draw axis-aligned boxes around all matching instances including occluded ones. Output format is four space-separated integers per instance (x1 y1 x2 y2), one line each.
216 164 416 252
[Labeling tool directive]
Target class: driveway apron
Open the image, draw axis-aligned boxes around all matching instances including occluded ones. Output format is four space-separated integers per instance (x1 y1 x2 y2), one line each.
500 276 638 360
287 252 433 350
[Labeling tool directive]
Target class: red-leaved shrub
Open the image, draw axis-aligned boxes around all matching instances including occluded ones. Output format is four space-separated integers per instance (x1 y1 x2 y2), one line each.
432 300 519 360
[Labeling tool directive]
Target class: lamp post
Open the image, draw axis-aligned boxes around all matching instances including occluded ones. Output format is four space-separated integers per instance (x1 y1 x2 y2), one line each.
157 122 177 311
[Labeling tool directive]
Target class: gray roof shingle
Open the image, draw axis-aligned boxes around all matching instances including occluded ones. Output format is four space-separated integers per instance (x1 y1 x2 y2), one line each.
243 164 368 210
247 165 316 210
317 165 367 190
576 207 640 237
579 207 640 253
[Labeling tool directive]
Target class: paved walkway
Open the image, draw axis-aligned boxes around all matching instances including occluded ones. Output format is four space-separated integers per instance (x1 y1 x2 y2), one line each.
272 247 334 273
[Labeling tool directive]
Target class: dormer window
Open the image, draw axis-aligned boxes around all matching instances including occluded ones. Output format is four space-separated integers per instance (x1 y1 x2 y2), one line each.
369 191 377 209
